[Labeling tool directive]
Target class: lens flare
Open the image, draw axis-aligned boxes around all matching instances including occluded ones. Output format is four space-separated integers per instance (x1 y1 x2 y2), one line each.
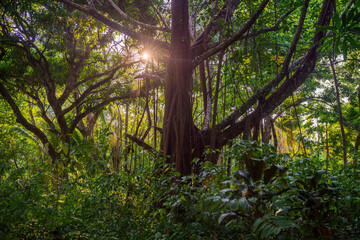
142 53 149 60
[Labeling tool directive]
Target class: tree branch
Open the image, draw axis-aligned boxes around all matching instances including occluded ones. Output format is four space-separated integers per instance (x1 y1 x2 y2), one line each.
192 0 270 66
69 88 145 132
56 0 170 50
0 82 58 161
216 0 335 148
126 133 157 155
215 0 310 131
150 0 170 30
107 0 170 32
191 0 241 58
62 60 136 116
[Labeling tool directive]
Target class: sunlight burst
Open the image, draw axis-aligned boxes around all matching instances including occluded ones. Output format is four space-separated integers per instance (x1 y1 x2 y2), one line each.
142 53 150 60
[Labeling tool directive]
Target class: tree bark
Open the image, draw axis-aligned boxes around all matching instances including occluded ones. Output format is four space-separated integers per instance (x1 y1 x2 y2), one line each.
162 0 202 175
329 55 347 164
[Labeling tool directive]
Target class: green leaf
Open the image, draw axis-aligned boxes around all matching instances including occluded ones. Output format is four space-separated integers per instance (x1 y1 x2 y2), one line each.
341 12 347 27
222 180 240 186
251 158 266 182
334 37 341 54
264 165 279 184
61 143 68 155
318 37 333 52
317 25 337 31
296 179 310 190
333 12 341 27
233 170 252 185
342 39 348 60
310 169 325 190
260 224 277 239
348 36 360 48
355 0 360 9
219 188 237 195
239 197 249 210
218 212 236 224
253 218 266 233
269 216 298 228
350 27 360 35
229 199 239 211
253 216 298 239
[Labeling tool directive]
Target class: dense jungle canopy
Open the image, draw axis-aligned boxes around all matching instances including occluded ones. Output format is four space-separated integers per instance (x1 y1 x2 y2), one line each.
0 0 360 239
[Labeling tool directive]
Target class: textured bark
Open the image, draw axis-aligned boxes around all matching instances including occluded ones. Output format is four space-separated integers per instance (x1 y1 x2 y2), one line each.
270 118 278 148
200 62 211 130
162 0 201 175
77 112 101 138
262 116 272 144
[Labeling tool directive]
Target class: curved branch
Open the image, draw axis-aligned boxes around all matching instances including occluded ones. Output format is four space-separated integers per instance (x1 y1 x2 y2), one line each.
150 0 170 30
216 0 311 131
126 133 157 155
191 0 241 58
135 73 165 84
69 87 146 132
273 97 328 120
216 0 335 148
62 60 136 116
107 0 170 32
0 82 58 161
193 6 295 62
56 0 170 50
192 0 270 67
76 60 139 87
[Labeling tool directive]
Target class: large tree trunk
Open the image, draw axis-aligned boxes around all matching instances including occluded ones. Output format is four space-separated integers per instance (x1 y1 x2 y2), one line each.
162 0 201 175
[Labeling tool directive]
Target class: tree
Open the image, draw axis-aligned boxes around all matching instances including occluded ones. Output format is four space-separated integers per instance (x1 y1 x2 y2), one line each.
2 0 340 175
0 0 144 166
53 0 339 175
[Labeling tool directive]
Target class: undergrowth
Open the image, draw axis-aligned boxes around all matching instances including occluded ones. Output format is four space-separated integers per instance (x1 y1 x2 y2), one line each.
0 141 359 239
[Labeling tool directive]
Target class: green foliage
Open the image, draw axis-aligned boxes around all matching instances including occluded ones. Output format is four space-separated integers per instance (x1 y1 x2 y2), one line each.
253 215 298 239
319 2 360 59
1 141 360 239
0 0 360 239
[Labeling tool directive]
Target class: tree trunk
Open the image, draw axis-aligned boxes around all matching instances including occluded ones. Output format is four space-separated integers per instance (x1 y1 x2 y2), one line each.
355 79 360 164
329 55 347 164
262 116 272 144
270 117 278 149
325 122 330 171
162 0 202 175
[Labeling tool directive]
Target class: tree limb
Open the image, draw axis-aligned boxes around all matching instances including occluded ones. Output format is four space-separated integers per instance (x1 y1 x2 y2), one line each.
61 60 135 116
0 82 58 161
56 0 170 50
216 0 311 131
192 0 270 66
216 0 335 147
107 0 170 32
126 133 157 155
